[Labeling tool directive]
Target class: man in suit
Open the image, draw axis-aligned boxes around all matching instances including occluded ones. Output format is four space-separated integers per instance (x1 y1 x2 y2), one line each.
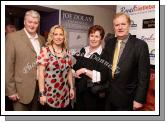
5 10 45 111
101 13 150 111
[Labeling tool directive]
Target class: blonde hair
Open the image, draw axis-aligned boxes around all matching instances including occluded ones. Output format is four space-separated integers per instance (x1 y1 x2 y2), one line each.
46 25 68 50
24 10 40 22
113 12 131 25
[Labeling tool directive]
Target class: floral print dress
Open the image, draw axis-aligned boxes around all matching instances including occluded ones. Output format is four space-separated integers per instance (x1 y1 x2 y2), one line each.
37 47 72 108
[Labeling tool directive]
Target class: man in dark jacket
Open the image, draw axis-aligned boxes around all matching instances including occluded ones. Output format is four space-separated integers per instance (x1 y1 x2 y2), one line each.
101 12 150 111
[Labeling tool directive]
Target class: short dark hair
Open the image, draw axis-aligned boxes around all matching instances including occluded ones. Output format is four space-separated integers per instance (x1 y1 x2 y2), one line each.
88 25 105 40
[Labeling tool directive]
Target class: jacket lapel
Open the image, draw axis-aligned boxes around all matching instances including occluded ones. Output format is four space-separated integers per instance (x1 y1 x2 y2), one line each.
117 35 133 66
20 29 36 54
38 36 44 50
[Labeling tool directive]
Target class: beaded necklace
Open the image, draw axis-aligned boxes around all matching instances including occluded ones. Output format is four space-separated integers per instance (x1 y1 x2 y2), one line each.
51 44 66 74
51 44 63 55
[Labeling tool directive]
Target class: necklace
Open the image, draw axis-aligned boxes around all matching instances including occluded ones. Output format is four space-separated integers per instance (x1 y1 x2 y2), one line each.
51 44 63 55
50 45 67 74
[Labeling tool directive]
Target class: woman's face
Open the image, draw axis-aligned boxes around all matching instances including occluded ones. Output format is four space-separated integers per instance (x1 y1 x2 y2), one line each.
52 28 64 46
89 31 102 49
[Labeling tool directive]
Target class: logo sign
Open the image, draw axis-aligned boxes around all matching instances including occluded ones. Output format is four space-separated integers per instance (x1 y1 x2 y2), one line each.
130 20 137 30
143 18 155 28
61 10 94 31
119 5 155 15
150 49 155 58
131 20 137 27
140 34 155 43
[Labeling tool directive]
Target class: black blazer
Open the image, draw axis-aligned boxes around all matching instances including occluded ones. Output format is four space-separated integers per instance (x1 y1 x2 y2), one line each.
100 35 150 107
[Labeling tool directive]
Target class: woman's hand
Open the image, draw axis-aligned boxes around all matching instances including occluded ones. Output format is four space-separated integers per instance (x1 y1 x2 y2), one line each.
69 88 75 100
75 68 86 78
40 96 46 105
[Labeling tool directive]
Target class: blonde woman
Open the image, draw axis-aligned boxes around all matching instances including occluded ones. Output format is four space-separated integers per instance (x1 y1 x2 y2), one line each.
37 25 74 111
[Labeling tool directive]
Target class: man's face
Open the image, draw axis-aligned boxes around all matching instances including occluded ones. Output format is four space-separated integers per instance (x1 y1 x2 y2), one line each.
24 15 39 35
5 25 16 34
113 15 130 39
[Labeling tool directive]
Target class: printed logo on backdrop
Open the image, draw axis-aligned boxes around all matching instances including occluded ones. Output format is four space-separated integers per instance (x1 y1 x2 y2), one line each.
140 34 155 65
140 33 155 43
119 5 155 15
130 20 137 30
142 18 155 28
61 10 94 31
150 49 155 63
61 10 94 50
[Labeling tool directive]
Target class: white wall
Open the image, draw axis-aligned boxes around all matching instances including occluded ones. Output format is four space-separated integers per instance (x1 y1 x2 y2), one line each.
40 5 116 35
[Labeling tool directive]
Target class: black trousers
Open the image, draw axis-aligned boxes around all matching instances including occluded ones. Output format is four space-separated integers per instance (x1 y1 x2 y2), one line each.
74 90 106 111
105 97 133 111
5 96 14 111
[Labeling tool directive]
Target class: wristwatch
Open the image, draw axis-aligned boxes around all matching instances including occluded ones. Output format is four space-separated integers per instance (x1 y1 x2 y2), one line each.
84 68 88 74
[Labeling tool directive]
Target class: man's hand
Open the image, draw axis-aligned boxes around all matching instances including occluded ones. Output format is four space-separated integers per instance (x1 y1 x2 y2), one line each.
75 68 86 78
133 100 143 110
8 93 20 101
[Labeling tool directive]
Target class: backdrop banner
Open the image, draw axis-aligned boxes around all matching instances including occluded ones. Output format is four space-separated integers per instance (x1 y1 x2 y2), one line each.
61 10 94 52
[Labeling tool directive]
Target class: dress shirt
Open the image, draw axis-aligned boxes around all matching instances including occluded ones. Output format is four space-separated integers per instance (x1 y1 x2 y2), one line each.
24 28 40 56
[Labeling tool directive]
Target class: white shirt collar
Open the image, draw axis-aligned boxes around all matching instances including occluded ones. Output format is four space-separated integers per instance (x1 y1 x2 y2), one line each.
84 45 102 57
24 28 38 39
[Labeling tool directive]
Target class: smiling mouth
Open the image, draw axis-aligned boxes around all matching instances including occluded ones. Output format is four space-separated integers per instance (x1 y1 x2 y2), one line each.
118 30 124 32
55 40 62 42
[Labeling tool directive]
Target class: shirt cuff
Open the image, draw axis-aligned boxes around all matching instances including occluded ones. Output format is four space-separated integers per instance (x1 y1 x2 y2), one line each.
92 70 101 83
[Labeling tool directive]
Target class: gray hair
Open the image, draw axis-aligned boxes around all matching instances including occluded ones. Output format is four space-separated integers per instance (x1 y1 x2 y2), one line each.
24 10 40 22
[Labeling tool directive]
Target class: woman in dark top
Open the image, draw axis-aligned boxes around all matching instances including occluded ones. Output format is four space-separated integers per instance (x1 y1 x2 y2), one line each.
73 25 109 111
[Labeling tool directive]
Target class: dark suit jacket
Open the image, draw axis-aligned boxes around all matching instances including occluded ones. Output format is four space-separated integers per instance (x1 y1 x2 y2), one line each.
100 35 150 107
5 29 45 104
